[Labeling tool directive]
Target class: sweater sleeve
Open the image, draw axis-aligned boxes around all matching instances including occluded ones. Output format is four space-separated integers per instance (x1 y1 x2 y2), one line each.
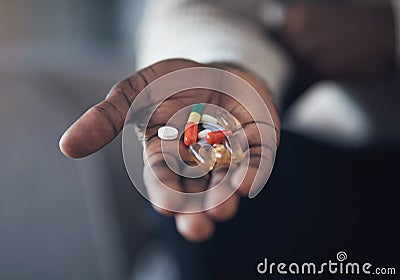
134 0 292 108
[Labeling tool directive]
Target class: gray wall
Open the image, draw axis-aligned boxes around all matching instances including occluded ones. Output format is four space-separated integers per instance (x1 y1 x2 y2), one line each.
0 1 148 279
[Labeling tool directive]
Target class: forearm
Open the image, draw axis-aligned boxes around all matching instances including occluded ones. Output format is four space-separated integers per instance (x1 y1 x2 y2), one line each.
135 0 292 109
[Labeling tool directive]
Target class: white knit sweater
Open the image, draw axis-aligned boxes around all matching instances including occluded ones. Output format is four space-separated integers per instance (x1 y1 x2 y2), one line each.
135 0 400 108
135 0 292 108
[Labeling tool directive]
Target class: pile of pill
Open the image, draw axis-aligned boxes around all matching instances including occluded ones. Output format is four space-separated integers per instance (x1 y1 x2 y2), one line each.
157 103 245 171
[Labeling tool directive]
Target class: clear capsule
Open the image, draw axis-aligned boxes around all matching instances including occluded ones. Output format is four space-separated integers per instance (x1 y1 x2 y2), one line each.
202 123 226 132
216 108 241 131
196 137 208 146
224 135 244 163
189 143 216 171
201 114 218 125
212 144 231 165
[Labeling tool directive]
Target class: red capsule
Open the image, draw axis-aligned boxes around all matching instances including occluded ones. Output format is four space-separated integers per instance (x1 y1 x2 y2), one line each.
206 130 232 144
184 122 198 146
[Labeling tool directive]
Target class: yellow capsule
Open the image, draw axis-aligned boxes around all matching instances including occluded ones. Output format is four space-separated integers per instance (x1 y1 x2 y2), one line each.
216 108 241 131
224 135 244 163
189 143 216 171
212 144 231 165
187 111 201 124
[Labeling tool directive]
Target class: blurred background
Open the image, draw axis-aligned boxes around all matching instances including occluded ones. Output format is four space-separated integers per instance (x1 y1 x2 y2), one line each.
0 1 156 279
1 1 400 280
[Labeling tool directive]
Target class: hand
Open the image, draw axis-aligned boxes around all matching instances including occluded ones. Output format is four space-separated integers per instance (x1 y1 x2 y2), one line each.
280 1 396 80
59 59 280 242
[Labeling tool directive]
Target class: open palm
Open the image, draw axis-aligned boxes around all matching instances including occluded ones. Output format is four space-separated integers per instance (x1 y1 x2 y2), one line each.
60 59 280 242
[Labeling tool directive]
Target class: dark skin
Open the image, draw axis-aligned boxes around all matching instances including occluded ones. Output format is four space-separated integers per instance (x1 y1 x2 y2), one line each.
60 59 280 242
60 1 396 242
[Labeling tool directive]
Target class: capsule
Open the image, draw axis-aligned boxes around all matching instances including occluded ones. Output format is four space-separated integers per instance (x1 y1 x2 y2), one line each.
206 130 232 145
184 104 203 146
198 129 211 139
201 114 218 125
224 135 244 163
196 137 208 146
202 123 226 132
213 144 231 165
189 143 216 171
184 123 198 147
216 108 241 131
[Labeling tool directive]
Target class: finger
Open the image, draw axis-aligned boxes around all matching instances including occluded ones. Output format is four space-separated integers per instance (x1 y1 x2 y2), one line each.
143 151 183 215
180 137 211 193
205 184 239 222
59 67 154 158
59 58 203 158
144 129 210 214
218 86 280 145
230 122 276 197
175 212 214 242
180 175 210 193
144 116 212 214
210 90 278 198
231 146 274 197
199 155 239 221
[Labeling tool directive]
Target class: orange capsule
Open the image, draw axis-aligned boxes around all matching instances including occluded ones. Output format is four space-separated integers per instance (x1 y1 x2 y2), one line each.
184 122 199 146
184 104 203 146
206 130 232 145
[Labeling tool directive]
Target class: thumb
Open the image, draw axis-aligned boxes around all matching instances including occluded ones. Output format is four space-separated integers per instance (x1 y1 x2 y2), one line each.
59 66 153 158
59 59 205 158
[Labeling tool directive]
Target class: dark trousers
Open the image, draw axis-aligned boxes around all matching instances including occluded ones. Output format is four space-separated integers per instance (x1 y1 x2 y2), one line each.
154 130 400 280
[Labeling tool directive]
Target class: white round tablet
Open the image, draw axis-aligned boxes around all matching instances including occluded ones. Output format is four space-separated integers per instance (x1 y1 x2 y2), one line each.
158 126 178 140
198 129 211 139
